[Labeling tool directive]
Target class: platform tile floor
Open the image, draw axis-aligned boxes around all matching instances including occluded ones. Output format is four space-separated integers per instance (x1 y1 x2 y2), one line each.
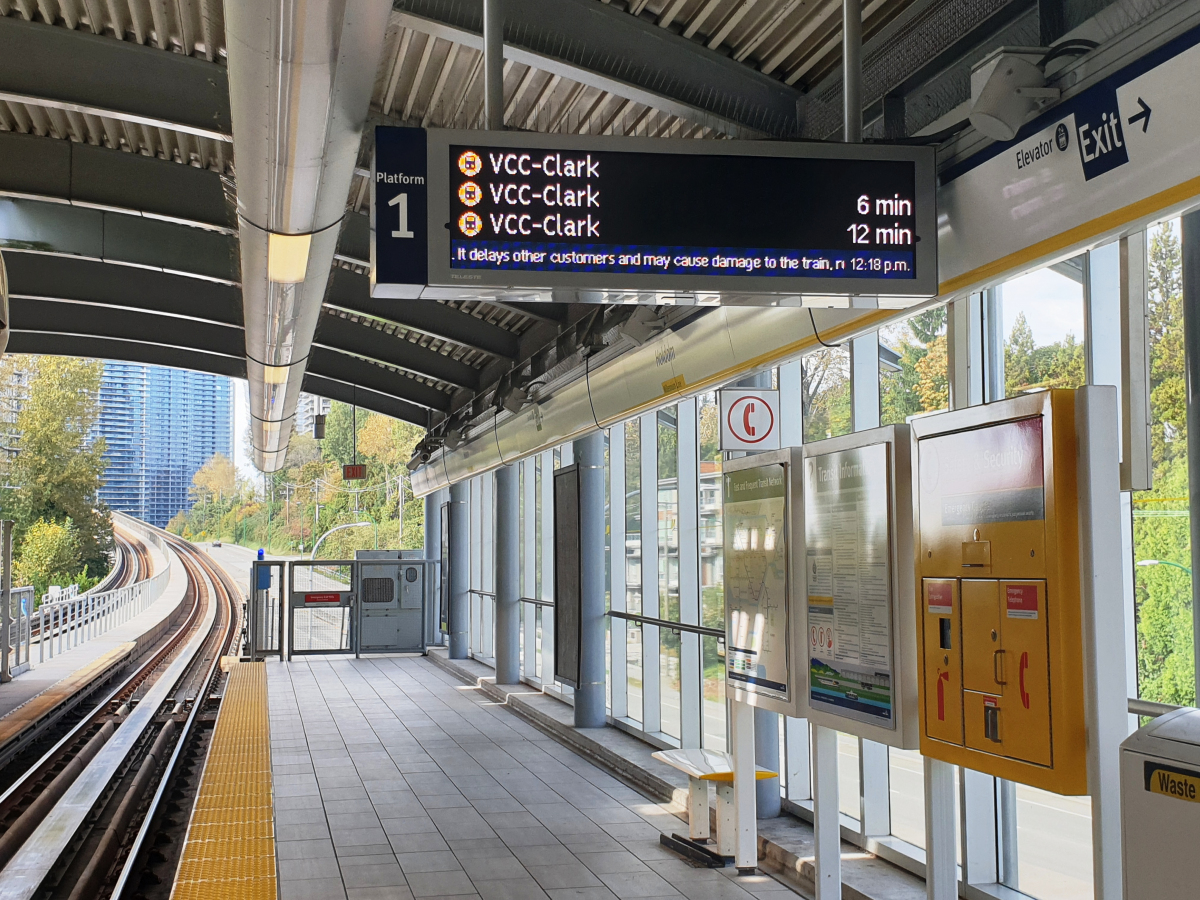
267 656 797 900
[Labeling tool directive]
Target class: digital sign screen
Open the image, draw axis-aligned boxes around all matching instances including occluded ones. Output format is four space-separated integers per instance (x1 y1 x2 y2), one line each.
371 127 937 300
448 144 921 281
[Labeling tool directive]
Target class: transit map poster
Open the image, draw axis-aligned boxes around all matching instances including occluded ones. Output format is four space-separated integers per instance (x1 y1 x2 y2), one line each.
724 464 791 703
804 443 895 727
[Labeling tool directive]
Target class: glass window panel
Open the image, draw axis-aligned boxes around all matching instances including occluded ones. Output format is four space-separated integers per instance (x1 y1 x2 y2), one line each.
626 423 642 615
880 308 950 424
627 621 643 724
658 407 679 622
519 464 525 595
1012 786 1093 900
535 605 543 680
803 347 852 441
661 627 681 739
838 733 861 821
888 748 926 847
698 393 723 631
1134 221 1194 705
999 259 1087 396
535 456 543 602
702 634 727 750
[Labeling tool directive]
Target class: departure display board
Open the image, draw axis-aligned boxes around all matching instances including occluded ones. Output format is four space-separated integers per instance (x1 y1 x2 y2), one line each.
372 127 938 300
449 145 920 280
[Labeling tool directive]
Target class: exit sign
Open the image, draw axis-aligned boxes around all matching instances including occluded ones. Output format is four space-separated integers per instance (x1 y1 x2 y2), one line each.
343 464 366 480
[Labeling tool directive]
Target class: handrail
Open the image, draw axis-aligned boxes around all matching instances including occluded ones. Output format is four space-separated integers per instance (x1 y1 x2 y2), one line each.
607 609 723 638
520 597 554 607
1129 698 1183 718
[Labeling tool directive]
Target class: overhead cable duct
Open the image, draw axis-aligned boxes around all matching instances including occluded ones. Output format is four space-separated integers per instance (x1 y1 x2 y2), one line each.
226 0 392 471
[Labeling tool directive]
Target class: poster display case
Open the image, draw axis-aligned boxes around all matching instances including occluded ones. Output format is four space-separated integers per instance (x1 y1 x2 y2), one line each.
722 448 805 717
800 426 919 748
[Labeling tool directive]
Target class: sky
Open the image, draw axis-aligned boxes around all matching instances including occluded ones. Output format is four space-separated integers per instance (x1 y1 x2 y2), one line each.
232 380 259 485
999 265 1085 346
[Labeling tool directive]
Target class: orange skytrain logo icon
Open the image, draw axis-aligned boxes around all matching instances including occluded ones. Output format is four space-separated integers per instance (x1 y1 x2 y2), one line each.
458 211 483 237
458 181 482 207
458 150 482 177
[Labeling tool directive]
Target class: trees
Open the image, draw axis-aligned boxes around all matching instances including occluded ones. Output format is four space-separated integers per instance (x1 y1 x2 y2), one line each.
13 519 82 596
1133 221 1194 705
169 403 427 557
3 357 110 578
191 452 237 504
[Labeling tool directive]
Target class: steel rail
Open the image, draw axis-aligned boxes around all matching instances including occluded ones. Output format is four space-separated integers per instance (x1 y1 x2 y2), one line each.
0 529 225 900
0 530 213 898
110 538 242 899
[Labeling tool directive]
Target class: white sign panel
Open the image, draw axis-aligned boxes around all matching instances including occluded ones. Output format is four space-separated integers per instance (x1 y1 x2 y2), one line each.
939 25 1200 295
720 389 780 451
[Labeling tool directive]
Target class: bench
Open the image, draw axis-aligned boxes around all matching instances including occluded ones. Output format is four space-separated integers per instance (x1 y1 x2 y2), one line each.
652 748 777 864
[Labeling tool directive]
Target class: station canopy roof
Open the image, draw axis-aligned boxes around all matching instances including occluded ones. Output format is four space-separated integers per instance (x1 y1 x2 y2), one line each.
0 0 1064 461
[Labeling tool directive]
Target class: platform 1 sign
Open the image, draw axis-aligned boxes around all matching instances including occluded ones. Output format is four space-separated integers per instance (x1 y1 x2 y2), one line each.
939 22 1200 296
373 128 938 302
719 389 780 451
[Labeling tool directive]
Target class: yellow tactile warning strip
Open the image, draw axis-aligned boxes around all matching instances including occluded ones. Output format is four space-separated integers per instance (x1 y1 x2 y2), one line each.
171 662 276 900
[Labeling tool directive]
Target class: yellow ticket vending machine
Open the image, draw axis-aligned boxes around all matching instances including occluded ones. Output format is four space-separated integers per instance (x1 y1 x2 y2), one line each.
912 390 1087 795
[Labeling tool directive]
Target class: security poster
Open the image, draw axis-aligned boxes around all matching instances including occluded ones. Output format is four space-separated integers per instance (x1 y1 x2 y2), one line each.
804 443 895 726
724 464 791 703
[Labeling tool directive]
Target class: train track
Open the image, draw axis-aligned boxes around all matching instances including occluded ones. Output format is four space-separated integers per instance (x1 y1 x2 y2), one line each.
0 524 242 900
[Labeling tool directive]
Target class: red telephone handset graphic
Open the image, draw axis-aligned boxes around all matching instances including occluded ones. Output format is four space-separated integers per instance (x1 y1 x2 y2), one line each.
743 402 757 437
1019 651 1030 709
936 670 950 720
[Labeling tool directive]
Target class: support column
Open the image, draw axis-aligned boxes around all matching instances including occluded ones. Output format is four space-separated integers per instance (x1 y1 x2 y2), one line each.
1182 210 1200 701
812 725 840 898
730 696 758 872
495 464 520 683
448 481 470 659
483 0 504 130
1 520 11 683
424 491 442 647
575 431 606 727
924 758 957 899
754 704 781 817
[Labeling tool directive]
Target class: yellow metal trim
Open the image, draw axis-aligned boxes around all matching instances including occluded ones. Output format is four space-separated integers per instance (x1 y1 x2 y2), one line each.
699 770 779 782
938 175 1200 297
170 662 276 900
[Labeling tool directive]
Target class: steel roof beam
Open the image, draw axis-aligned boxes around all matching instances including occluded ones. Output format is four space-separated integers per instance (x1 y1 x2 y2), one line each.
325 268 519 359
393 0 804 137
0 198 238 283
0 131 235 232
2 253 243 326
4 334 246 379
314 312 480 391
301 373 429 427
308 345 453 413
7 296 244 357
0 17 232 142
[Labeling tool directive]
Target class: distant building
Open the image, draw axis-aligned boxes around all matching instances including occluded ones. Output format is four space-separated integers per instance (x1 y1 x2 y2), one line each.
96 365 233 527
294 392 331 439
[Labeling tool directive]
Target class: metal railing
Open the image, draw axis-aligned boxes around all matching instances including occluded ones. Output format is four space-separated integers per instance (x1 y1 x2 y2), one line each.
606 609 723 638
34 564 171 663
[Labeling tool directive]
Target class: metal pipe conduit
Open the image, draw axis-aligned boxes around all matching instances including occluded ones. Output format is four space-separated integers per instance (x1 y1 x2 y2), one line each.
225 0 392 471
409 304 880 496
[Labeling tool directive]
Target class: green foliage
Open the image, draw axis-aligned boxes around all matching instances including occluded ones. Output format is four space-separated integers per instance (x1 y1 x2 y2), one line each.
170 408 426 558
1134 221 1195 706
1 356 111 583
14 518 82 597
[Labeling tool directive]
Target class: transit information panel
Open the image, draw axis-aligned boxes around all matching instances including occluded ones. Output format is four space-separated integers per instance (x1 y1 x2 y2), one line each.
372 127 938 300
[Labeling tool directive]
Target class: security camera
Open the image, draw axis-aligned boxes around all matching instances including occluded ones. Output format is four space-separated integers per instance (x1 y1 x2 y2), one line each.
968 48 1060 142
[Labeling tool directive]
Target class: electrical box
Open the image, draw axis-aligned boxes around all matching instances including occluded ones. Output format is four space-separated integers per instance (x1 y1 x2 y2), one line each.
722 448 805 717
912 390 1087 794
354 550 424 653
799 425 920 748
1121 708 1200 899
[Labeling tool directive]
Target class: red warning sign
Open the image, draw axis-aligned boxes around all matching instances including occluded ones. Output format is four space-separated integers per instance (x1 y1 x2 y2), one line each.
927 581 954 615
1006 583 1039 619
304 593 342 605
